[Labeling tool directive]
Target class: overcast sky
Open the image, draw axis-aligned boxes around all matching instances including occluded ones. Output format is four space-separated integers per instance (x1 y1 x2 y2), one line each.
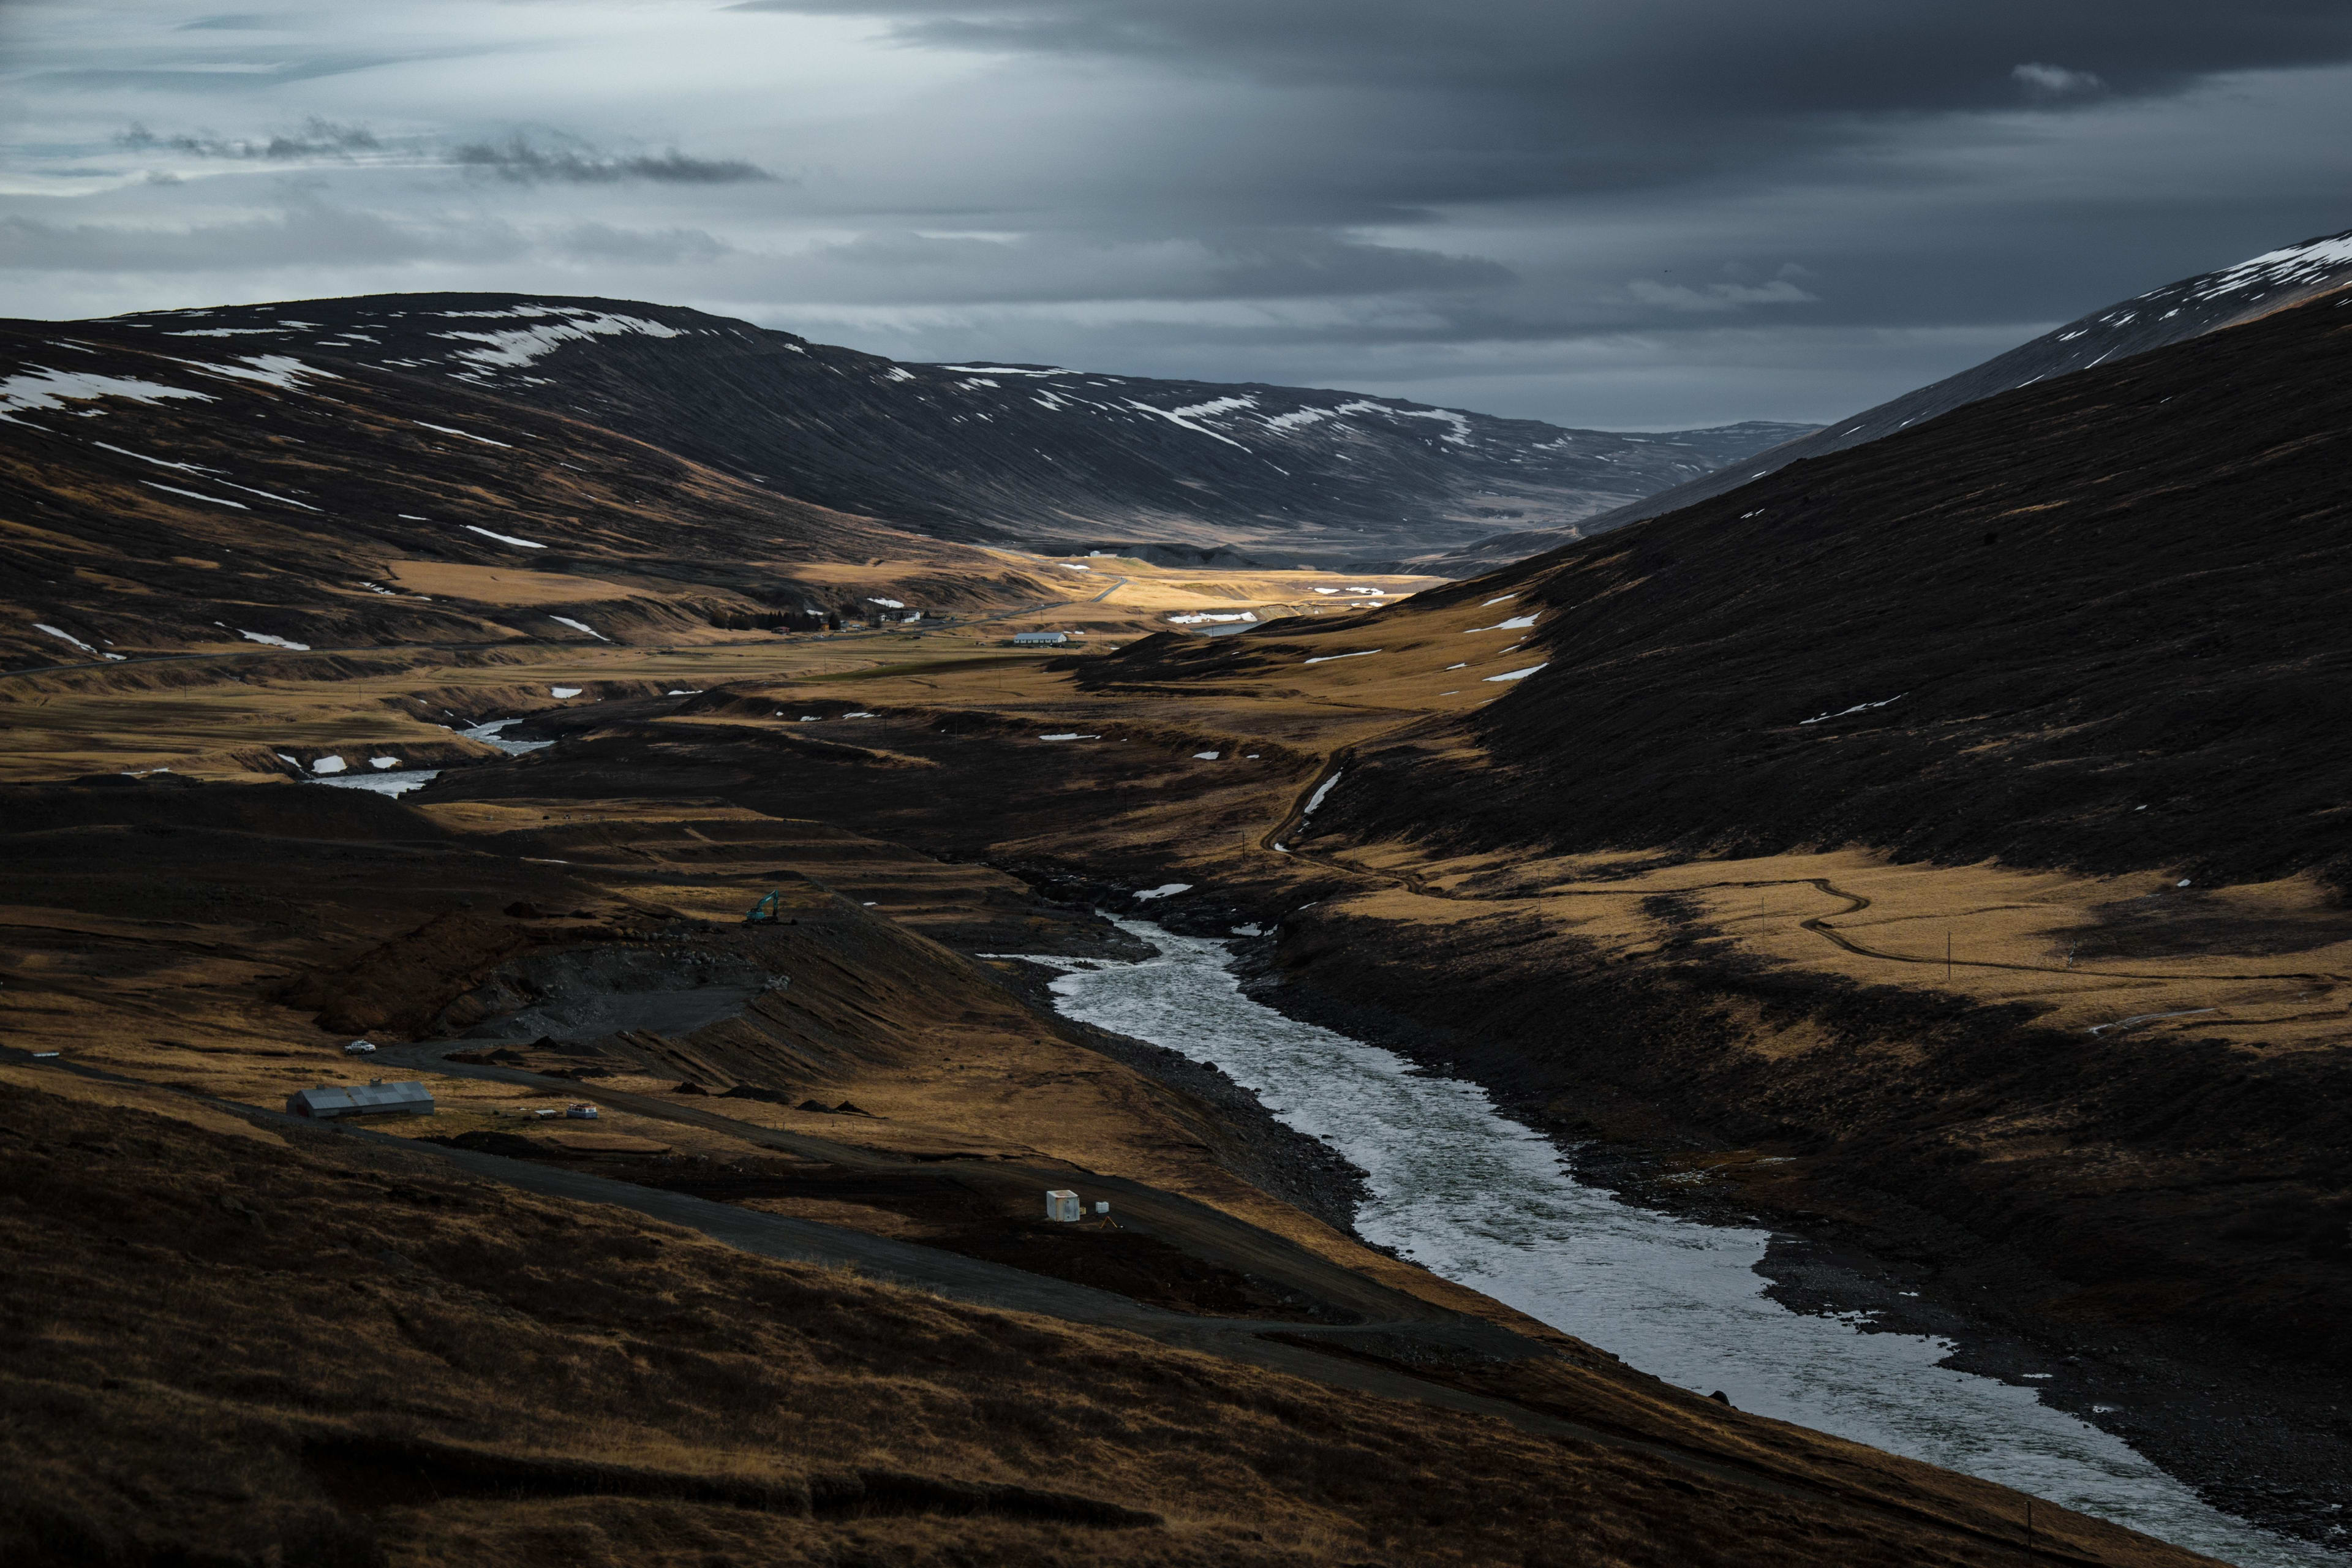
4 1 2350 429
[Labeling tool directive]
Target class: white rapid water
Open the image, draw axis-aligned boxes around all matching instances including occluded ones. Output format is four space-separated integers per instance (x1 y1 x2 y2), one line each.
1015 920 2345 1568
461 717 556 755
308 767 441 797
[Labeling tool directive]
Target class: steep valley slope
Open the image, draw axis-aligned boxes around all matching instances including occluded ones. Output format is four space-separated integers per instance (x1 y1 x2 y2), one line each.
1434 225 2352 568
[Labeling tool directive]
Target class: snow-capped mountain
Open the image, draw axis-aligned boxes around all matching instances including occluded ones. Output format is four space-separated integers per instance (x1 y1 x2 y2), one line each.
0 292 1806 666
0 309 1047 669
1435 226 2352 568
91 293 1812 568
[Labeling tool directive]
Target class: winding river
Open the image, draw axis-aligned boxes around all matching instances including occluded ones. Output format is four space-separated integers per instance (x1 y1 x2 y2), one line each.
1019 918 2343 1568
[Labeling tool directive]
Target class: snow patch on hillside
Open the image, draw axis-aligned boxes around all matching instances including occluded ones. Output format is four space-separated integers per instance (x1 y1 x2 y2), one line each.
1336 399 1474 445
35 624 125 660
2182 231 2352 302
464 524 547 549
1303 771 1343 815
435 310 684 369
414 419 513 448
186 355 333 391
143 481 247 509
1129 396 1254 450
1 368 215 422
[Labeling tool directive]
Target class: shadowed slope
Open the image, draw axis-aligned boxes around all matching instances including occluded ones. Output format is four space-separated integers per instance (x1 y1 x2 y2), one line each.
1434 227 2352 568
1313 286 2352 891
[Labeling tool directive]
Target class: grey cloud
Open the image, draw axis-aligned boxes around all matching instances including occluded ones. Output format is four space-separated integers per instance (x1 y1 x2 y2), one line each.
0 202 529 273
757 1 2352 105
2012 62 2108 98
117 118 379 160
1626 277 1820 313
108 120 778 187
557 222 733 264
451 135 780 186
744 0 2352 202
1204 232 1512 297
27 46 513 94
720 228 1509 306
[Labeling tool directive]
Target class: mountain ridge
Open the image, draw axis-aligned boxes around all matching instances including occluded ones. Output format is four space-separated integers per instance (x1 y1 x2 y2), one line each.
1430 225 2352 570
88 291 1813 567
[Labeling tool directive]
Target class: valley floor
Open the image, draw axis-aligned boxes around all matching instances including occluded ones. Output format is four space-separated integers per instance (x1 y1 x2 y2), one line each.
2 616 2342 1564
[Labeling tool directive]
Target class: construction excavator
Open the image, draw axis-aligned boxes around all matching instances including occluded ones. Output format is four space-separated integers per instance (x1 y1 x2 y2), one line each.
744 889 786 925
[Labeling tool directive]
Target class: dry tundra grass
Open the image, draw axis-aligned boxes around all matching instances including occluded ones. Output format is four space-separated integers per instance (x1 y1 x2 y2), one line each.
0 1080 2218 1568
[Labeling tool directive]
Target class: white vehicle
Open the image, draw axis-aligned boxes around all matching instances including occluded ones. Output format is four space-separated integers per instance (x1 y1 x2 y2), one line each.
343 1040 377 1055
565 1103 600 1120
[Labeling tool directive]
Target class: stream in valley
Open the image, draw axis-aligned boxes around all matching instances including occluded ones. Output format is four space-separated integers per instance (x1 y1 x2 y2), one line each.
1020 918 2343 1568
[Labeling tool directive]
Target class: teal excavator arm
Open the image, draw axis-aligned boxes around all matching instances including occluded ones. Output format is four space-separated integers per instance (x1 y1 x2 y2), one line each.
745 889 784 924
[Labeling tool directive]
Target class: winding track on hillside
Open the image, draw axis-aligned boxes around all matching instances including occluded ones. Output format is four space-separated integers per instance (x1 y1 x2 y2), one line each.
1261 763 2346 989
374 1040 1453 1329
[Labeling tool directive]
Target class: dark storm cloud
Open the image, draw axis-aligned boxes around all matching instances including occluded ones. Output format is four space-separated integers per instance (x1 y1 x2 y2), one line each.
742 0 2352 200
756 0 2352 105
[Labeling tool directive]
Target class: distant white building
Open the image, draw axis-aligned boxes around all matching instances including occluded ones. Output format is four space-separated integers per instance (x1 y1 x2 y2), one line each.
1045 1188 1083 1222
1011 631 1069 647
286 1080 435 1118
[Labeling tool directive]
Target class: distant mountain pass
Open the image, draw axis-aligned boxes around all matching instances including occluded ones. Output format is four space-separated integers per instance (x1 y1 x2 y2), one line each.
87 294 1812 570
1432 227 2352 570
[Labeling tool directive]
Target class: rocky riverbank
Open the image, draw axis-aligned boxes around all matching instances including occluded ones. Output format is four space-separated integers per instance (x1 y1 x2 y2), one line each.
1226 922 2352 1556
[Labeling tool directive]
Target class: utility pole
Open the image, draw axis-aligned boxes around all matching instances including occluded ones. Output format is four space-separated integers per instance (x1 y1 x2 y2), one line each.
1947 930 1953 984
